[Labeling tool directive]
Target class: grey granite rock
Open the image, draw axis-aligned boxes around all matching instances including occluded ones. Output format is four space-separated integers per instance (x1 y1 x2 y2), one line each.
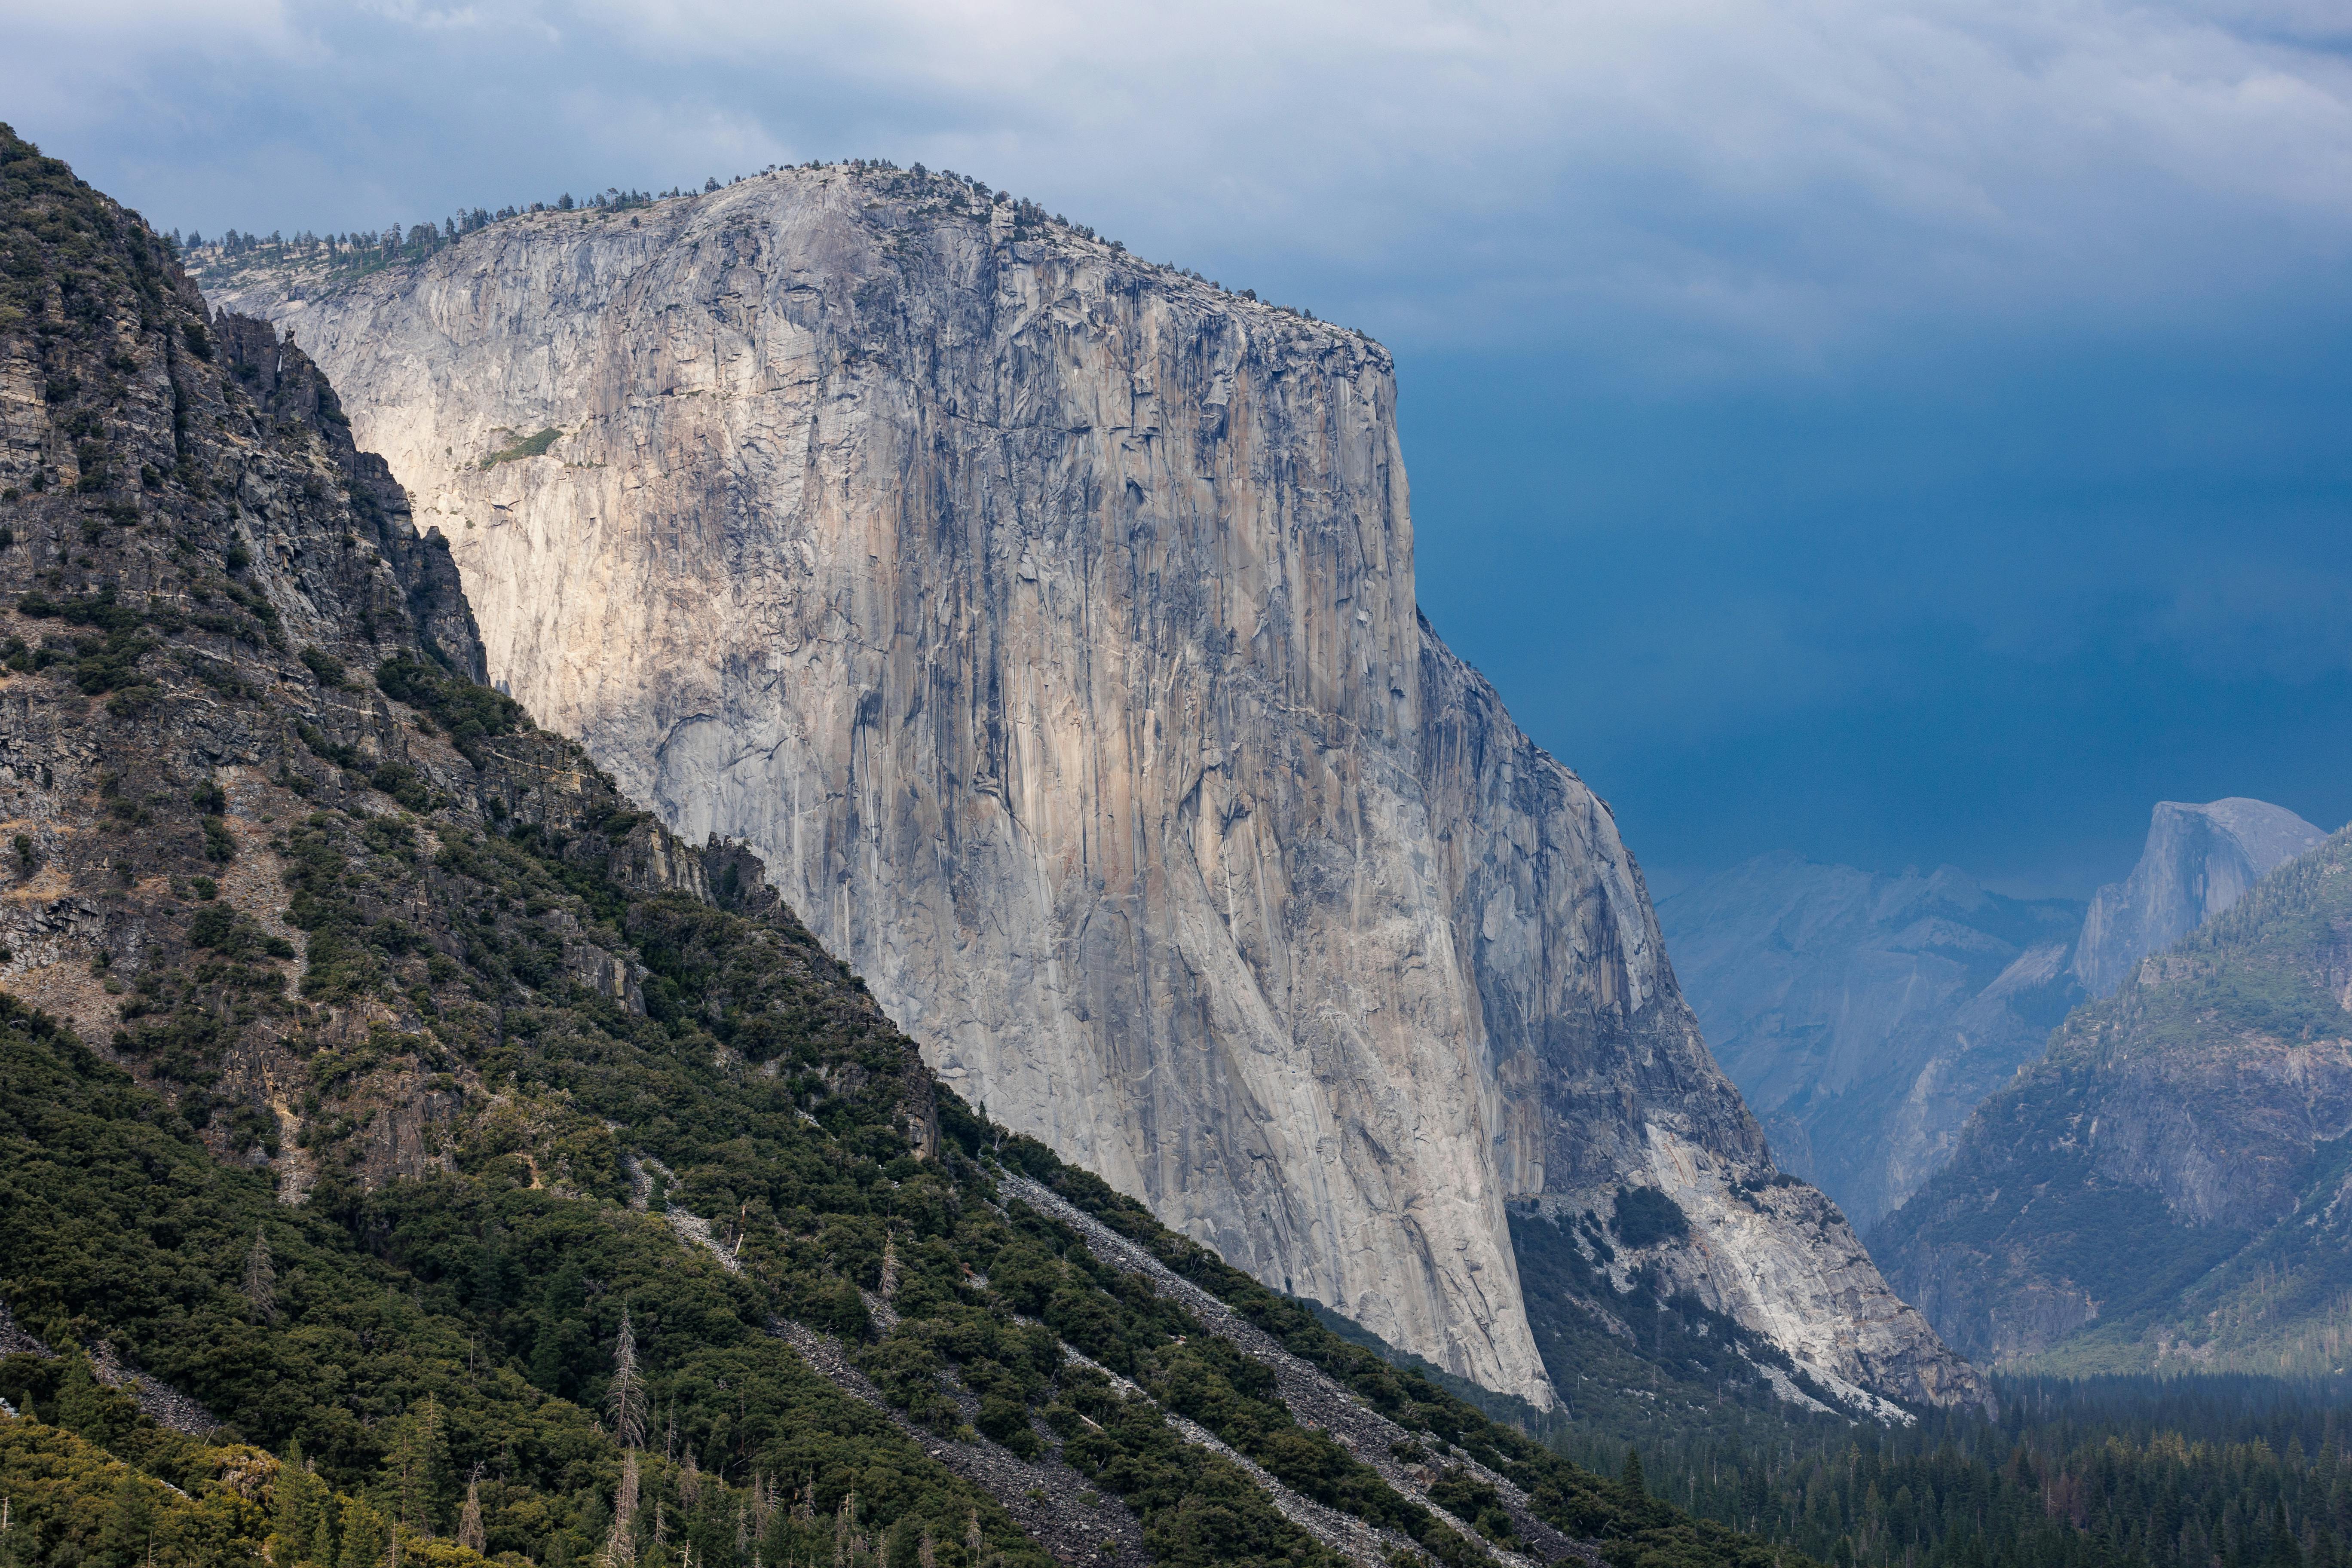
211 168 1981 1411
2072 799 2324 998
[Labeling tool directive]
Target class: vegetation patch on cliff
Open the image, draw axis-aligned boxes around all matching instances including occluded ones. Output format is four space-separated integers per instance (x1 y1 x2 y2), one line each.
479 428 562 469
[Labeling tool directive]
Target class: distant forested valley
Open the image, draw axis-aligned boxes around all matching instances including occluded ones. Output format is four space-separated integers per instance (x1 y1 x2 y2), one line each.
1563 1376 2352 1568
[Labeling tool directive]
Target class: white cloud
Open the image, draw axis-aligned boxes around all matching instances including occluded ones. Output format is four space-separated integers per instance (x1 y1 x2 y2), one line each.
3 0 2349 361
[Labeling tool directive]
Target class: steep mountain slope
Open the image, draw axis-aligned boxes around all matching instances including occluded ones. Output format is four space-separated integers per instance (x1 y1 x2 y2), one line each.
1875 824 2352 1372
2071 799 2323 998
203 170 1982 1416
0 123 1815 1568
1658 857 2083 1230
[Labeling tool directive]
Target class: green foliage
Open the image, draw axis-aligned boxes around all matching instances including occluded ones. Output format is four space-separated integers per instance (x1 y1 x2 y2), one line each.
297 721 362 769
480 428 562 469
0 1415 274 1568
375 654 525 765
1620 1372 2352 1568
0 987 1043 1568
1612 1187 1692 1249
301 644 351 689
9 585 162 707
371 761 436 812
0 123 177 336
1012 1146 1798 1568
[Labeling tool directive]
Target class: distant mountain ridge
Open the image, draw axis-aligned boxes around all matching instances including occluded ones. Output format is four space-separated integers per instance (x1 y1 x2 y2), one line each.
1661 799 2330 1235
1874 823 2352 1372
1658 856 2083 1230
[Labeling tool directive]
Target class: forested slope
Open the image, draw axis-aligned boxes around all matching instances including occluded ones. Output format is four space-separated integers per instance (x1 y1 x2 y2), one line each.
0 122 1793 1568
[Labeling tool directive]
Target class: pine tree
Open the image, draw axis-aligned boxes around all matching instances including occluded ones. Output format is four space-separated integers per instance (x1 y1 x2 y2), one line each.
338 1498 390 1568
384 1395 450 1534
1623 1447 1648 1500
94 1474 153 1568
271 1441 331 1565
55 1353 129 1451
310 1463 339 1567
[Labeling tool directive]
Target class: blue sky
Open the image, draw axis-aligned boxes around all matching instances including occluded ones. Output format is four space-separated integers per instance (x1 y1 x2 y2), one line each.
11 0 2350 894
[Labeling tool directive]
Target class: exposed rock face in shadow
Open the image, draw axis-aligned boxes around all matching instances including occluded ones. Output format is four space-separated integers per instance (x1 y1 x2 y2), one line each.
2072 799 2324 998
211 169 1981 1412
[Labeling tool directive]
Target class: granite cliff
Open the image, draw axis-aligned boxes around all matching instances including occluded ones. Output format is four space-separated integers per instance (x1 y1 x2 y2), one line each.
208 166 1983 1414
1658 857 2084 1231
2071 799 2322 998
1876 826 2352 1372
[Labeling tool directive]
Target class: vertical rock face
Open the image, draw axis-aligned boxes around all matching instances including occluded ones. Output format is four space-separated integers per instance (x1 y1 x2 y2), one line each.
210 168 1981 1410
2071 799 2323 998
1659 855 2085 1230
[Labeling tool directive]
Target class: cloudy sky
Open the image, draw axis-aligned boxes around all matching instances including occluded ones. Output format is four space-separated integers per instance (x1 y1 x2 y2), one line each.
10 0 2352 894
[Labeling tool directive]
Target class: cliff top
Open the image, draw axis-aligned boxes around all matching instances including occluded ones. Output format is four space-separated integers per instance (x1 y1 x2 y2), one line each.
184 160 1392 369
2141 796 2325 873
